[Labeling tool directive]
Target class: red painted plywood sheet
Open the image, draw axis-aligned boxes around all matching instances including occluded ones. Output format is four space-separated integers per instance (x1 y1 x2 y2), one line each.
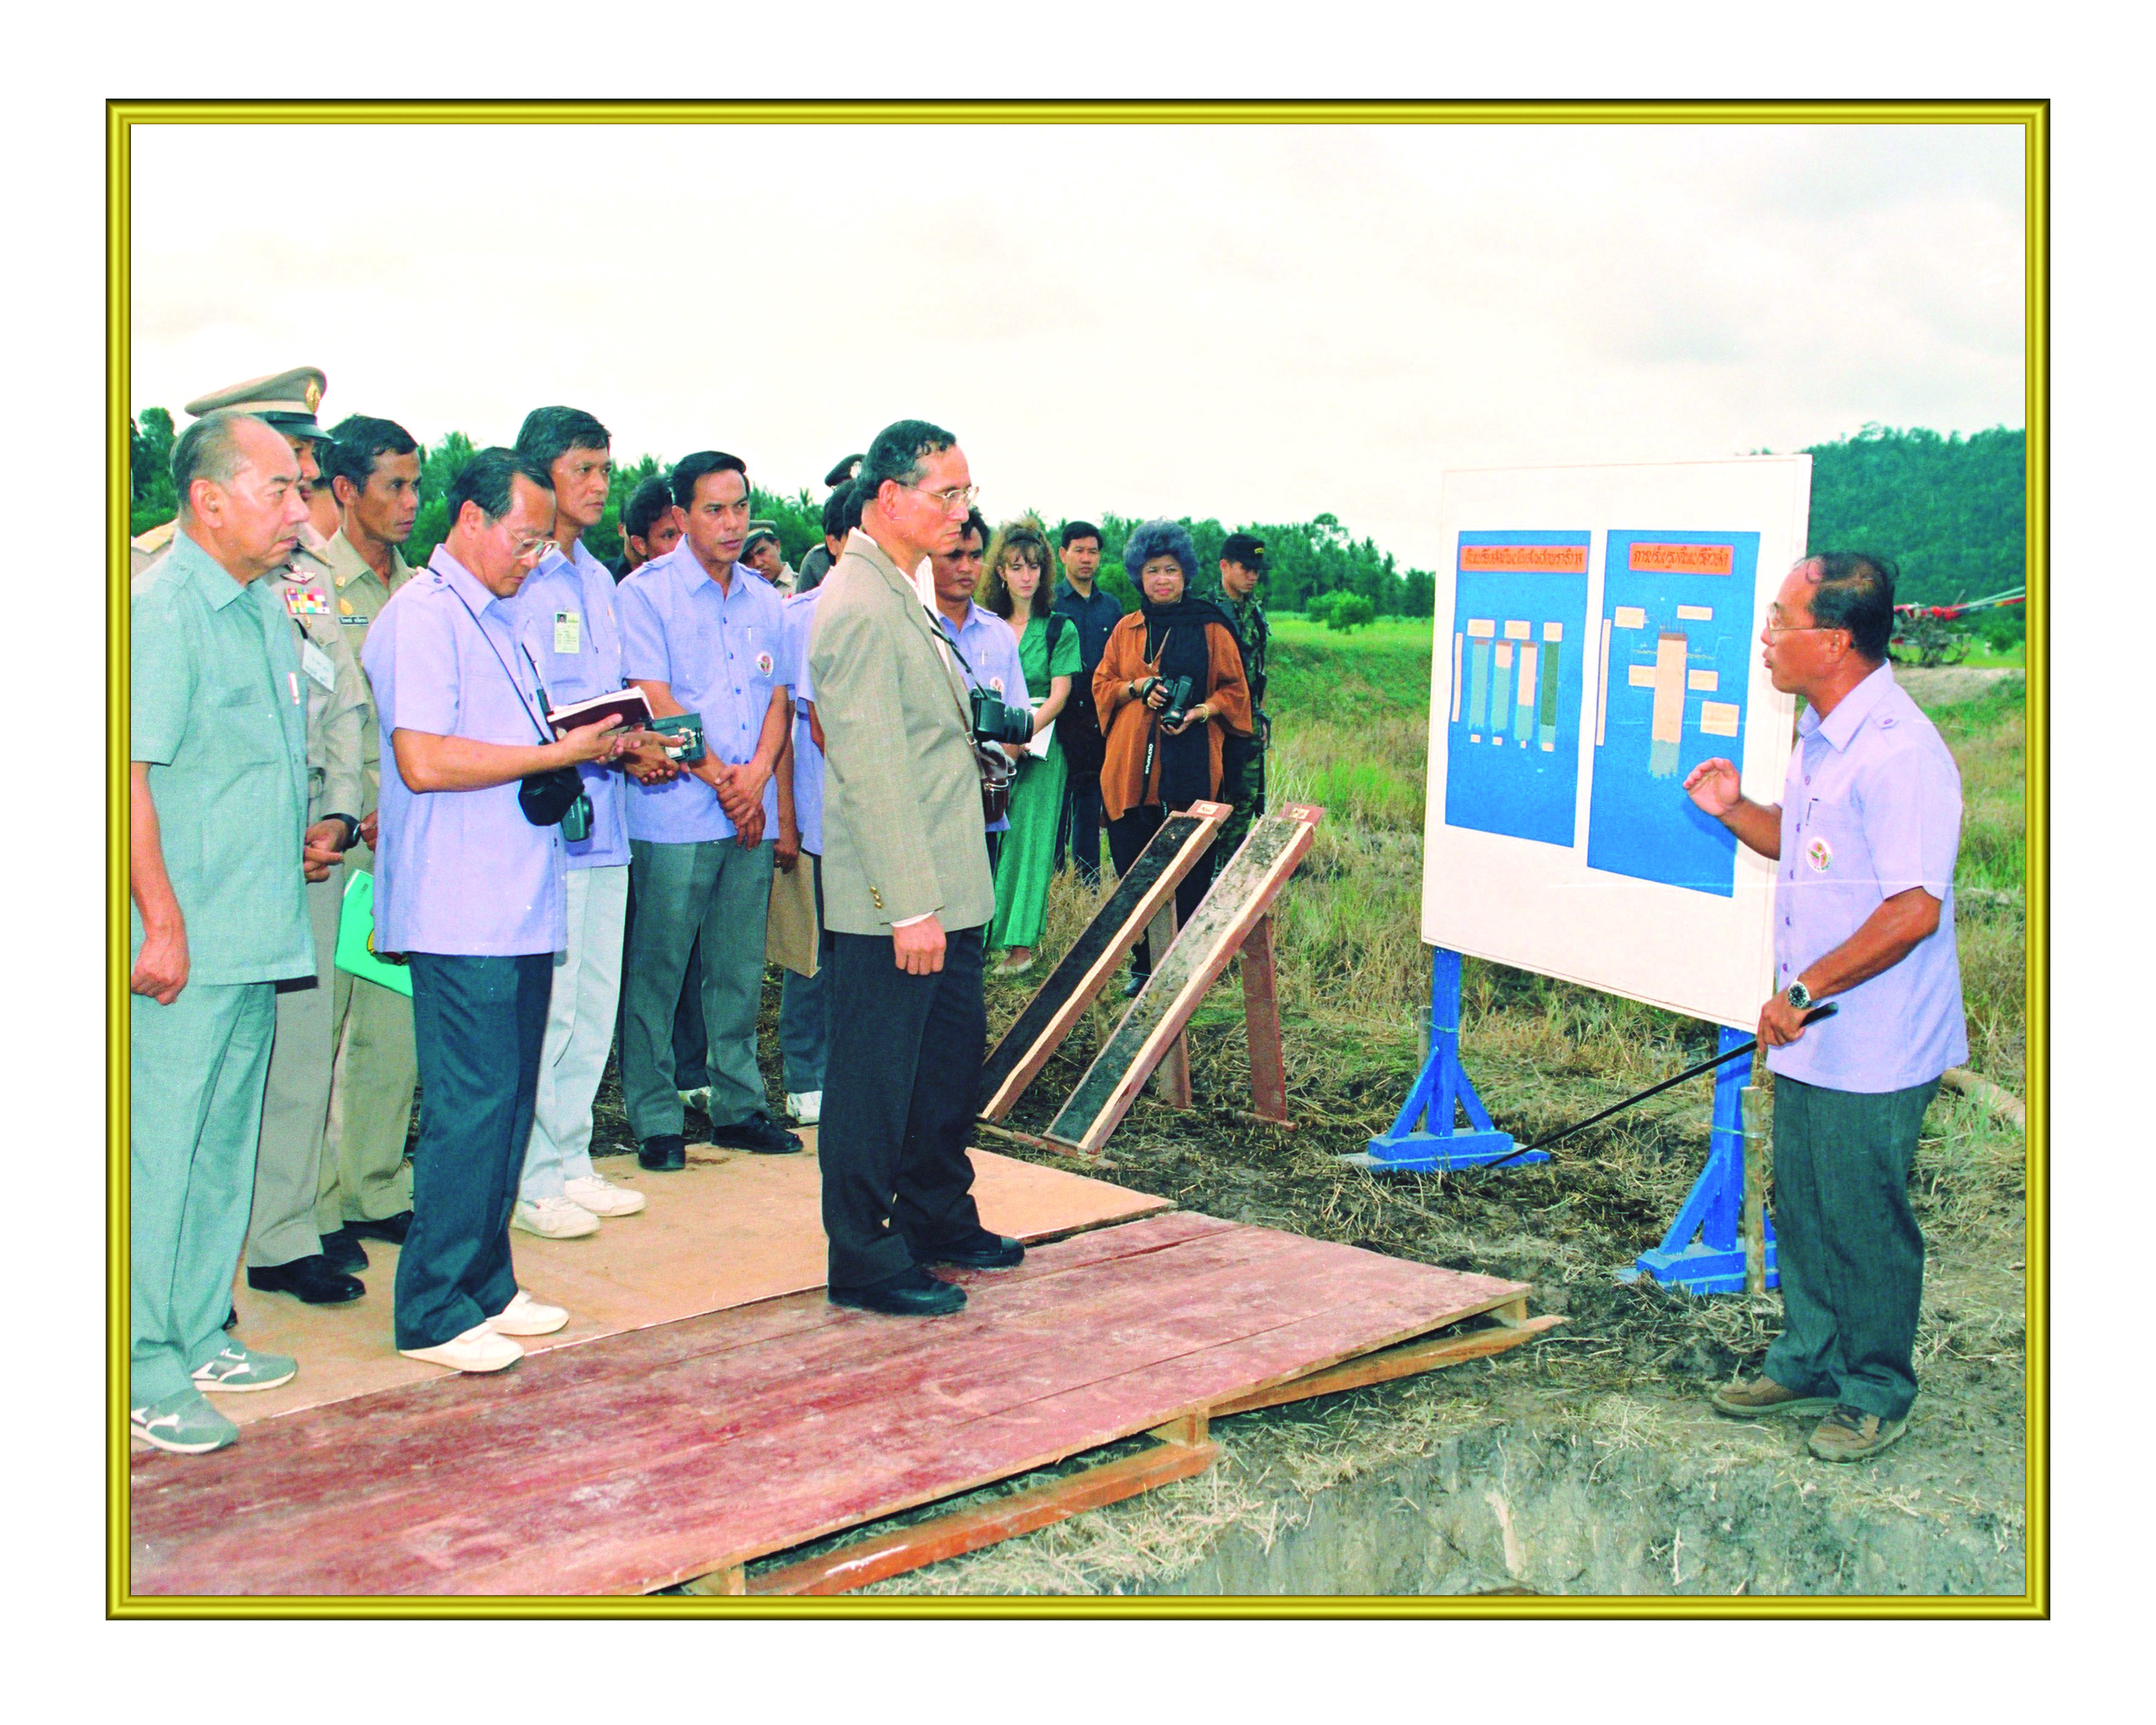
130 1214 1529 1597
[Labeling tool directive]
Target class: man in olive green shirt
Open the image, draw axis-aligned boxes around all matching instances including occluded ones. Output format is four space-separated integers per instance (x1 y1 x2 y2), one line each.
317 416 425 1240
130 413 317 1455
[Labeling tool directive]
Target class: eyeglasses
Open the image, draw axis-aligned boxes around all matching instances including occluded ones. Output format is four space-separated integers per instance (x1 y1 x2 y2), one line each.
902 482 979 515
510 534 556 564
1762 610 1842 638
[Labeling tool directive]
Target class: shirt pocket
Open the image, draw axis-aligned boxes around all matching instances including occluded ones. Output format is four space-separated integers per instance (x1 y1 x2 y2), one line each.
1795 793 1871 889
205 681 289 763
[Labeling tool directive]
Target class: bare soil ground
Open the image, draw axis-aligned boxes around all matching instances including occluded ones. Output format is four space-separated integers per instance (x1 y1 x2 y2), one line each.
580 666 2031 1598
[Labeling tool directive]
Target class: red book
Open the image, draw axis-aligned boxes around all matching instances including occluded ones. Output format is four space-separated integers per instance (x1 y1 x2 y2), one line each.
545 687 653 736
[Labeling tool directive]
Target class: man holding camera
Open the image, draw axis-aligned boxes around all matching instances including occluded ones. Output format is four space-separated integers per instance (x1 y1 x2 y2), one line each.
808 420 1022 1317
617 451 799 1170
365 449 635 1373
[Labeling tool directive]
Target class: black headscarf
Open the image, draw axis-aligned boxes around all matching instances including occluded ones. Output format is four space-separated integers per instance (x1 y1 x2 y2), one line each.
1137 586 1231 811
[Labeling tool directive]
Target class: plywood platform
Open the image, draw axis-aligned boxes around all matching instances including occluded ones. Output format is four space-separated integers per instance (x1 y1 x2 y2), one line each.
214 1138 1169 1425
130 1212 1541 1597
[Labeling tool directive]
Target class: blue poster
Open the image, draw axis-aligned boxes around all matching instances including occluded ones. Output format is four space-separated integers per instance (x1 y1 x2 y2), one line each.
1585 530 1761 896
1442 531 1590 850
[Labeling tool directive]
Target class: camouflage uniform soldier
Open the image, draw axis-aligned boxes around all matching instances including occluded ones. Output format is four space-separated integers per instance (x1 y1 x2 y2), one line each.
1214 532 1270 869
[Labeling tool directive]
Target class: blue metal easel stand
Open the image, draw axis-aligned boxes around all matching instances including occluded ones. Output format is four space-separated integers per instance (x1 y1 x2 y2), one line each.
1626 1024 1780 1295
1348 949 1546 1173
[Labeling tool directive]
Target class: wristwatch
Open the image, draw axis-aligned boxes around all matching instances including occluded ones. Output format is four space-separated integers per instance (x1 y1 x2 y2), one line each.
325 812 361 851
1785 980 1813 1012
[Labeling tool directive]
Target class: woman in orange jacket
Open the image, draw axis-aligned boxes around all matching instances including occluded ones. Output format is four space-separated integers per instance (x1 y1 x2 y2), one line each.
1091 519 1251 989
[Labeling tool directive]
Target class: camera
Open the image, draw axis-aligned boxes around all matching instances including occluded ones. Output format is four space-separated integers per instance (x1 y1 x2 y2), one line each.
1145 674 1194 726
969 686 1033 749
561 792 593 843
649 713 706 765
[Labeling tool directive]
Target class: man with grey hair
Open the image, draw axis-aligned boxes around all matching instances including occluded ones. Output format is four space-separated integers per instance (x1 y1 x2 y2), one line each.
808 419 1021 1318
130 412 317 1454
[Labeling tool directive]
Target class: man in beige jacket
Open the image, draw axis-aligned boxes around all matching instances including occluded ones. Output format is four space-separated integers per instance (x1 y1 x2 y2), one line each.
807 420 1022 1316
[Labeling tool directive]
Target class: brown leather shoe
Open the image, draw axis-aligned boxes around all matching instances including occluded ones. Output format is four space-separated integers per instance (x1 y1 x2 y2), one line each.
1807 1404 1908 1462
1709 1376 1839 1419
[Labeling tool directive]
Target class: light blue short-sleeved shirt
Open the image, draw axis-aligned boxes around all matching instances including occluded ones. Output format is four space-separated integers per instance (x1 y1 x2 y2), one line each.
782 587 825 856
364 548 567 957
616 542 786 844
934 602 1028 835
1768 663 1969 1092
513 538 629 870
130 530 314 984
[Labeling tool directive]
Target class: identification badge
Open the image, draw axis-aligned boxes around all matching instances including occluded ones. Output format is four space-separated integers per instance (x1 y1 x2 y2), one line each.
285 585 331 617
301 640 337 692
1805 836 1834 873
555 611 582 654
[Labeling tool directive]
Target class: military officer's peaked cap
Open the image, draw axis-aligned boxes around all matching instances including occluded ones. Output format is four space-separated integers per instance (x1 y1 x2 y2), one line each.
184 367 328 440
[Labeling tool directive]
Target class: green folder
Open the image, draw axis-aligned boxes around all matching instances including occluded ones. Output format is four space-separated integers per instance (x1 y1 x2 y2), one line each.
334 867 413 997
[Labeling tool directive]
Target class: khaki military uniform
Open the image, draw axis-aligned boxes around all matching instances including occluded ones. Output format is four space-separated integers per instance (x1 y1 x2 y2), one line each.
259 536 371 1264
1215 585 1270 868
318 527 419 1222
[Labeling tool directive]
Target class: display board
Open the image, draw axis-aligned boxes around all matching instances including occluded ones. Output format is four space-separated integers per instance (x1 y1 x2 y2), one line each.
1421 459 1810 1029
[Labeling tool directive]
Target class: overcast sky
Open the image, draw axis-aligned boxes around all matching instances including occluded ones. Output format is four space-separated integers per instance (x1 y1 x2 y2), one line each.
129 120 2023 570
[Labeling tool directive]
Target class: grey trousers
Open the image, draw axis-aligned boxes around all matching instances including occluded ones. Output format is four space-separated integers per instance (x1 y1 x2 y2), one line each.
1763 1073 1941 1423
246 862 345 1267
622 837 776 1138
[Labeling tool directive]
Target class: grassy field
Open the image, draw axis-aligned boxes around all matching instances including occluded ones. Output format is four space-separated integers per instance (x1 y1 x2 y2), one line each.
850 617 2032 1595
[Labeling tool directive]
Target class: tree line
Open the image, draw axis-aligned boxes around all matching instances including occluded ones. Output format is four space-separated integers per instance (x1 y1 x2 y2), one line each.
127 412 2026 633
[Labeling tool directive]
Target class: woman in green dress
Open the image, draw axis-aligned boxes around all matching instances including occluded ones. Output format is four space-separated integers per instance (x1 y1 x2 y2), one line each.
982 518 1083 976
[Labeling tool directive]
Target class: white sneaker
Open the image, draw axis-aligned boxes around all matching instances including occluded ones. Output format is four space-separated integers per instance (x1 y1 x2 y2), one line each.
564 1172 647 1217
512 1195 601 1239
485 1289 570 1337
787 1090 822 1126
399 1322 524 1373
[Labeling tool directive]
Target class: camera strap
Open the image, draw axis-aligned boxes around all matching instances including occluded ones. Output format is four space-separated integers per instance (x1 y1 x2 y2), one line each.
446 582 556 749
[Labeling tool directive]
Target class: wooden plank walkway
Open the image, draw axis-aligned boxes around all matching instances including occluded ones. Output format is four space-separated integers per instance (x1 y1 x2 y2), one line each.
129 1213 1533 1597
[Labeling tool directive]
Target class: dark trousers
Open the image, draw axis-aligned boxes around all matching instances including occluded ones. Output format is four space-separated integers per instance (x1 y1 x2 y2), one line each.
1107 804 1214 974
820 924 987 1290
396 952 550 1350
1763 1074 1940 1422
1057 771 1105 884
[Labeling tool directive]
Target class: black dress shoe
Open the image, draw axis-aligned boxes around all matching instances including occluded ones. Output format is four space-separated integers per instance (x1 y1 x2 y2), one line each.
708 1111 802 1155
924 1231 1026 1270
318 1226 369 1272
639 1133 687 1171
829 1266 966 1317
247 1255 365 1304
224 1306 238 1331
344 1210 412 1245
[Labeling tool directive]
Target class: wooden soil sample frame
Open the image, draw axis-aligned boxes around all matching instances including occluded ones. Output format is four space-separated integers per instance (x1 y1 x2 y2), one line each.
1044 803 1324 1157
979 801 1229 1120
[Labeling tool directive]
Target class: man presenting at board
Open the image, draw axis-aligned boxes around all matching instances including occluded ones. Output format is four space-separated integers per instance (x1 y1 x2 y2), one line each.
1683 553 1967 1464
